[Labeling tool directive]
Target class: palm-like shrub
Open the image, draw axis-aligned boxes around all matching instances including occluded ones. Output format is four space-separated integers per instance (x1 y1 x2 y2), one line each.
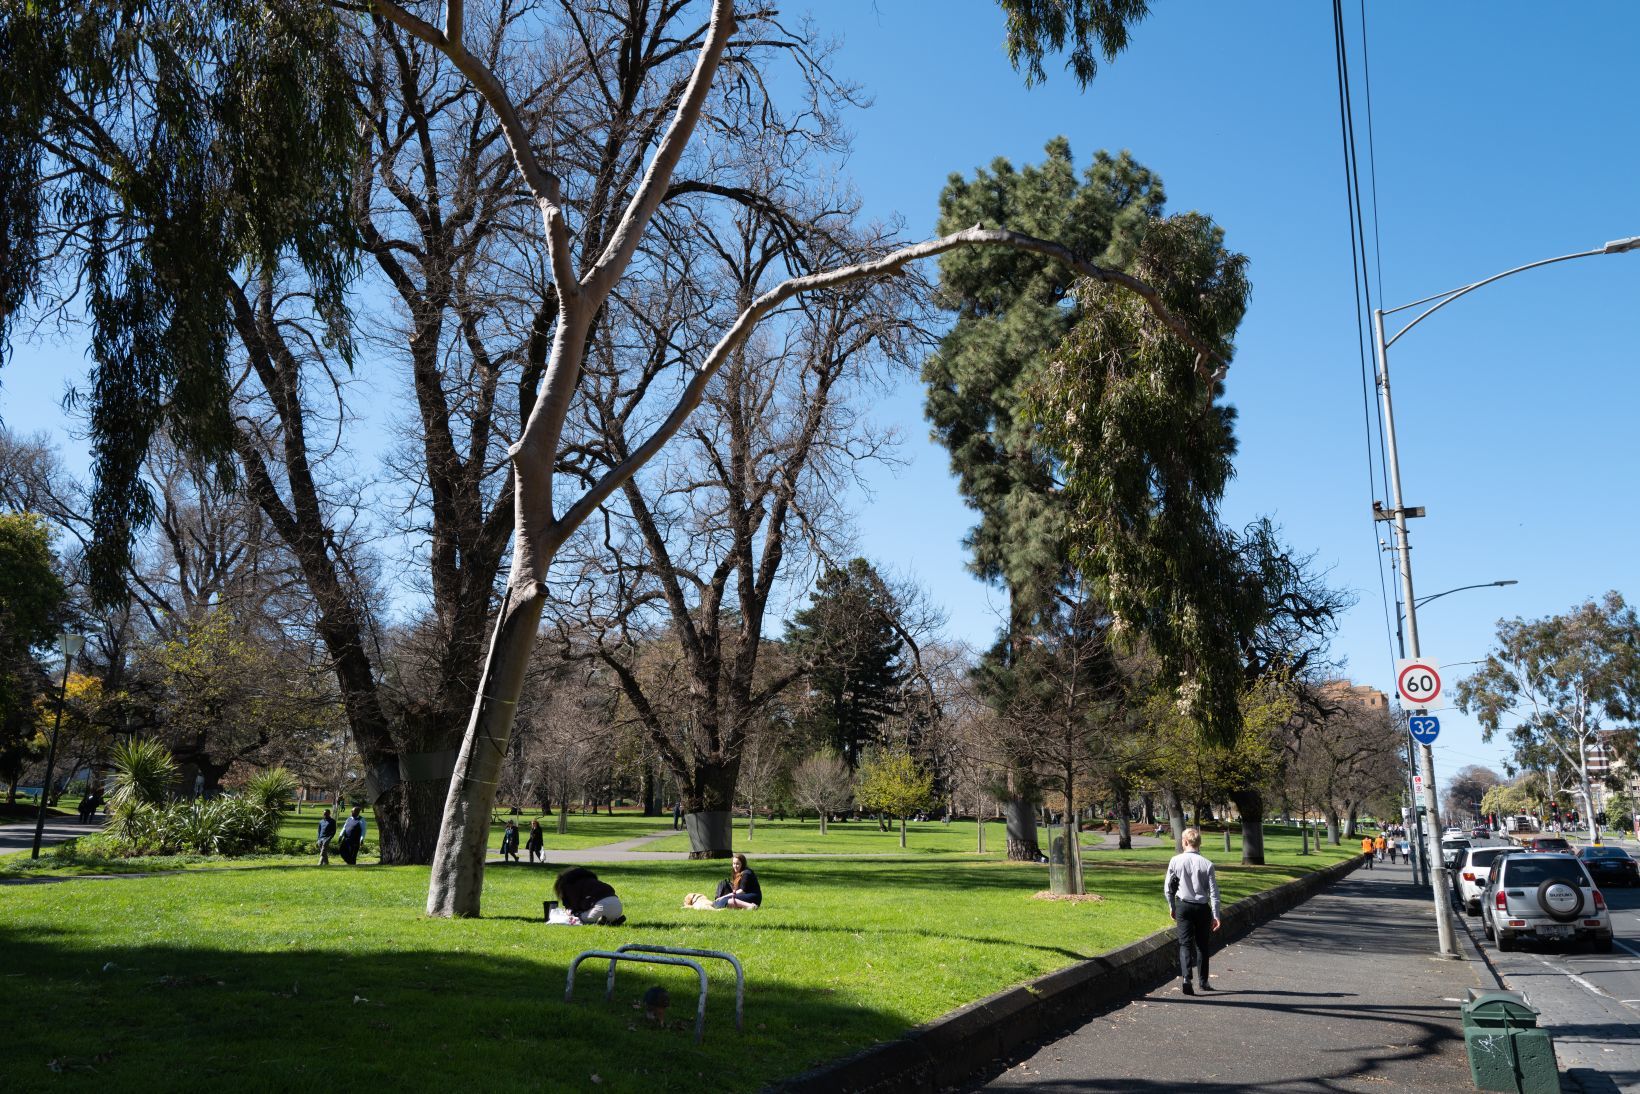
109 737 177 841
109 737 178 810
243 767 297 823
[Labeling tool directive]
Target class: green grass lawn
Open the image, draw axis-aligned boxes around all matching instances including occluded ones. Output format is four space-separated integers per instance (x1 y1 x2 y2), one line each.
0 836 1350 1092
645 815 1003 855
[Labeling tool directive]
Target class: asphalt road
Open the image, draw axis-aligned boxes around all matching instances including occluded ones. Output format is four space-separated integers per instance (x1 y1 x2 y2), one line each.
1452 833 1640 1092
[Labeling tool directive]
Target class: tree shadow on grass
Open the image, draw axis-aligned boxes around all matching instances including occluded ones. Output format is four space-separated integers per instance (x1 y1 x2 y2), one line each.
0 924 914 1094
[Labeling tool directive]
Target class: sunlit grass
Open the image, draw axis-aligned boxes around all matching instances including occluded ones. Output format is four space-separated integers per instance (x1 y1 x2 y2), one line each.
1 836 1349 1091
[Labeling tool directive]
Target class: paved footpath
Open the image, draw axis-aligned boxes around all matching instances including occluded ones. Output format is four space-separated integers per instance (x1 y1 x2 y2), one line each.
975 858 1481 1092
0 817 102 856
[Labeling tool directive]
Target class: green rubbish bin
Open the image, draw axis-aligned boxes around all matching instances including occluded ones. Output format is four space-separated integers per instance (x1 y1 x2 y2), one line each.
1460 988 1558 1093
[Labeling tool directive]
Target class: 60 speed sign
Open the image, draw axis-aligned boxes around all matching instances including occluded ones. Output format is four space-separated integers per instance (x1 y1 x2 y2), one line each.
1395 658 1442 709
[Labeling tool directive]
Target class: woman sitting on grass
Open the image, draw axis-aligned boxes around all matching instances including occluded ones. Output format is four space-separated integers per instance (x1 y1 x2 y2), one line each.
554 866 625 925
713 853 762 909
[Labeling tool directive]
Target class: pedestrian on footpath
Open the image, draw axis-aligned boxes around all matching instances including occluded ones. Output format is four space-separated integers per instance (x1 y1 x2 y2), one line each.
1165 827 1221 995
526 818 544 863
316 808 337 866
1374 833 1387 862
1360 834 1375 869
1387 837 1399 865
500 820 520 862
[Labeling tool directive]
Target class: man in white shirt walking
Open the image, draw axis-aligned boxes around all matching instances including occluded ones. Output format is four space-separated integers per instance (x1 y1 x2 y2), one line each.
1164 827 1221 995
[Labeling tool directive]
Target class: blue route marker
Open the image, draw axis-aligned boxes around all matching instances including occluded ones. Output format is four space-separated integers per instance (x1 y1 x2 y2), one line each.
1409 715 1440 745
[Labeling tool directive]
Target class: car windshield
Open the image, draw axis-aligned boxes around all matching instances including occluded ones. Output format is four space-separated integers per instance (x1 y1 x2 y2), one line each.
1531 839 1571 849
1504 859 1588 887
1581 847 1631 860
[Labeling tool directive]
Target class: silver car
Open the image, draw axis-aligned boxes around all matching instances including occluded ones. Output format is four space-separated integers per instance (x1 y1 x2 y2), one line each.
1482 852 1613 953
1455 845 1519 915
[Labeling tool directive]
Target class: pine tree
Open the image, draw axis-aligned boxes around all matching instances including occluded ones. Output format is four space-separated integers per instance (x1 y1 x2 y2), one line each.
788 559 906 768
924 139 1163 858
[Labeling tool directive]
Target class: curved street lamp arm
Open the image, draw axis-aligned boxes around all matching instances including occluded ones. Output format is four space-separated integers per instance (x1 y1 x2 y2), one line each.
1383 247 1612 349
1412 580 1517 609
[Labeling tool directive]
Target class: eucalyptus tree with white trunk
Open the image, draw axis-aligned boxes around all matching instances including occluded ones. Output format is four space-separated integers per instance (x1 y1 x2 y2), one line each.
368 0 1223 917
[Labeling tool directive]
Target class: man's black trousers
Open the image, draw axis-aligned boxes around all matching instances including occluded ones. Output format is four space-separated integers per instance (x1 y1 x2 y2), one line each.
1176 899 1212 984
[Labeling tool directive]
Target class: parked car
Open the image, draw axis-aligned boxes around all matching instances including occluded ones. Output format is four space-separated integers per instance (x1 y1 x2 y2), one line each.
1440 836 1472 870
1576 845 1639 888
1481 852 1612 953
1471 826 1491 839
1522 836 1573 853
1455 845 1520 915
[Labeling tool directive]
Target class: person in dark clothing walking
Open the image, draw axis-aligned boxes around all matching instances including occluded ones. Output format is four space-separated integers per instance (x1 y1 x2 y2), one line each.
500 820 520 862
317 808 337 866
672 800 682 830
1164 827 1221 995
713 853 762 908
338 806 366 866
526 819 544 863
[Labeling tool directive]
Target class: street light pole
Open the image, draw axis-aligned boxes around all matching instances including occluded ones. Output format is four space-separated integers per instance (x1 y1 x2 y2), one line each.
31 632 85 859
1372 308 1460 959
1368 233 1640 959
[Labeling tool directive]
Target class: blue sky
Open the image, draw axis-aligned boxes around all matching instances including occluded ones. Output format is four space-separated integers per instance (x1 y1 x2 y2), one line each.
4 1 1638 802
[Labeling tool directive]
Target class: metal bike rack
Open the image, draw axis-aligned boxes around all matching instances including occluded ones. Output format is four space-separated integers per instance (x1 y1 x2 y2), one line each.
614 944 744 1031
566 950 708 1043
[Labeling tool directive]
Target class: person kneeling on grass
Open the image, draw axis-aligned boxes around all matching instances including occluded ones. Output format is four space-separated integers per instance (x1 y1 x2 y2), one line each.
555 867 625 925
712 853 762 909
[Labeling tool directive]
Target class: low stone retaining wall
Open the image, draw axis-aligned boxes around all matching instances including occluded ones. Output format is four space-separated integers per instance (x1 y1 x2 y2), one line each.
773 853 1367 1093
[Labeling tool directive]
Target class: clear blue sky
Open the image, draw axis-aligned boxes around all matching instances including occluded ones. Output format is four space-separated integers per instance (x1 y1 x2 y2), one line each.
4 1 1638 803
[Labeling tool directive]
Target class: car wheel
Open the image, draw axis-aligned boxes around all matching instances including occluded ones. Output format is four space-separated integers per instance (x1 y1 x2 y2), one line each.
1483 915 1494 941
1496 930 1516 953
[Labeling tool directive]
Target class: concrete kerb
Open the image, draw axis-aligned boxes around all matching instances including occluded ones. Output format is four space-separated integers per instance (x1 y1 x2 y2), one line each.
771 852 1369 1094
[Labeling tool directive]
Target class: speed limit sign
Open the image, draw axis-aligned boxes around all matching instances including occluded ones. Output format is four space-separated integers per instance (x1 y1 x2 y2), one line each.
1395 659 1443 709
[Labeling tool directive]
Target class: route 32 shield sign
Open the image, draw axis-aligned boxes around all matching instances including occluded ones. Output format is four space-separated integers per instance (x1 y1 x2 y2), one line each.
1408 715 1440 745
1395 658 1443 709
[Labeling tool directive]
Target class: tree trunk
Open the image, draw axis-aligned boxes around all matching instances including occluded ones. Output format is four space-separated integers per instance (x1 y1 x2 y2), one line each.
425 585 549 916
1114 779 1133 850
977 816 986 853
818 810 827 836
1324 809 1341 846
899 816 907 848
1344 802 1358 839
556 805 568 835
682 758 740 859
1003 761 1040 861
641 764 658 817
1140 792 1155 824
1004 795 1040 861
1160 785 1186 853
1230 787 1266 865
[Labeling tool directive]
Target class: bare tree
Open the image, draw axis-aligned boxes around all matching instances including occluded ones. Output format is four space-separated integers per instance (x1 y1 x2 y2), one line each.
364 0 1225 915
790 749 853 835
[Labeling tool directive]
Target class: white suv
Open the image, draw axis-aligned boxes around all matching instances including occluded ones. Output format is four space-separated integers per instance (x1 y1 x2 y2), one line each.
1482 852 1613 953
1455 845 1518 915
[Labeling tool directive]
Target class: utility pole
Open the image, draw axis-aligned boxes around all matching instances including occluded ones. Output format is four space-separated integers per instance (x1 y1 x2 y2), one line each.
1372 309 1460 960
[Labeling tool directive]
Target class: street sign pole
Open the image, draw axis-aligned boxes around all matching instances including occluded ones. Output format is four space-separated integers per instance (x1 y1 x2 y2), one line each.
1374 308 1460 960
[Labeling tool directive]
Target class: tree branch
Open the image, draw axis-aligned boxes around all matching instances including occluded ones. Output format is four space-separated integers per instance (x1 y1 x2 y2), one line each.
554 225 1228 542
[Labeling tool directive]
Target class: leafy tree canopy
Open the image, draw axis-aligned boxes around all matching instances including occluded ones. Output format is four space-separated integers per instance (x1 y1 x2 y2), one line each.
1027 212 1252 743
0 0 360 602
787 558 906 766
925 138 1162 616
996 0 1151 87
